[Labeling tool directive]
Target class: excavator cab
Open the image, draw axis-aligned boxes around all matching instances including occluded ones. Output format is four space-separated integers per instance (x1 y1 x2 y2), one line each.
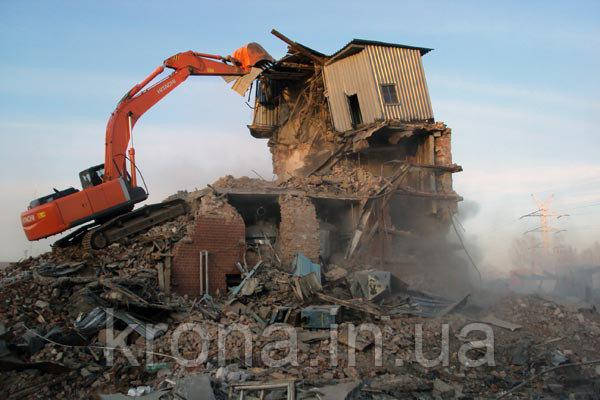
79 164 105 189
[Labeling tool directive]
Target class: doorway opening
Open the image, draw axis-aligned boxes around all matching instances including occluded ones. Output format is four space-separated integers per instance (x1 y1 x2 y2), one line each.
347 94 363 128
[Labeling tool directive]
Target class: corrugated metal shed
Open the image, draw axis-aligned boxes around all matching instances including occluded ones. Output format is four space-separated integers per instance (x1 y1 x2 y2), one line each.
323 40 434 132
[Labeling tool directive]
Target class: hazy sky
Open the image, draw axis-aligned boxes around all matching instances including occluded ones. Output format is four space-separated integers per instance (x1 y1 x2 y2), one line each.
1 1 599 270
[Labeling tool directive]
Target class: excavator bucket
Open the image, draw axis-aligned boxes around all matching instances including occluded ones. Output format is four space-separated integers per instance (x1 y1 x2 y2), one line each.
232 42 274 70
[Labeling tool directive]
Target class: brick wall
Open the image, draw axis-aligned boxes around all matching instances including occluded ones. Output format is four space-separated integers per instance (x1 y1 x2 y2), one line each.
172 215 245 297
277 195 320 267
434 128 453 193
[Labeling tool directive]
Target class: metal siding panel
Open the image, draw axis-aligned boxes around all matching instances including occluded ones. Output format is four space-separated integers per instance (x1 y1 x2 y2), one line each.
410 50 428 119
366 45 433 122
293 253 322 282
401 48 419 119
323 65 347 131
252 100 279 126
400 49 413 119
395 48 410 119
416 51 434 118
408 51 424 119
366 47 387 119
358 50 380 124
396 48 412 119
410 49 431 120
323 50 380 132
370 46 402 120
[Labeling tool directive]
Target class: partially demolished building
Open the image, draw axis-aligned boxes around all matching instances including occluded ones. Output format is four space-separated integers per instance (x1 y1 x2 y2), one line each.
171 31 463 297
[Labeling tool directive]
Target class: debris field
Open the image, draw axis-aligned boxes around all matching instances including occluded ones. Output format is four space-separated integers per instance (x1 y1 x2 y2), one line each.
2 30 600 399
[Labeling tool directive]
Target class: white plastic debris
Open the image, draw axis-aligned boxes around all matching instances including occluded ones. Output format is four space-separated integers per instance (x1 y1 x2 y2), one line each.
127 386 153 397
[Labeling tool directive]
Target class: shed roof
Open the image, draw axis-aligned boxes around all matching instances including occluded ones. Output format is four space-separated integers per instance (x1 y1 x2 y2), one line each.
325 39 433 64
263 36 433 78
272 36 432 67
332 39 433 57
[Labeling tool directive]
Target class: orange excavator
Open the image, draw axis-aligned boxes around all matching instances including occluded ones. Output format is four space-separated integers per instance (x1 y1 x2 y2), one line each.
21 43 273 250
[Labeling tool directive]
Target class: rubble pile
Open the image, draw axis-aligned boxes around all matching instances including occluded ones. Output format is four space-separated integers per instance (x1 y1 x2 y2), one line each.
2 206 600 399
282 166 382 198
212 171 381 199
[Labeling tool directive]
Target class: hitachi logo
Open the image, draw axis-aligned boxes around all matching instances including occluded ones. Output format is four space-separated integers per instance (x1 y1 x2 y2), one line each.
157 79 176 94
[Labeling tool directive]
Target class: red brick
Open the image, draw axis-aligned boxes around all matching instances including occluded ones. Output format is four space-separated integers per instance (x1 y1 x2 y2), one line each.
172 215 245 297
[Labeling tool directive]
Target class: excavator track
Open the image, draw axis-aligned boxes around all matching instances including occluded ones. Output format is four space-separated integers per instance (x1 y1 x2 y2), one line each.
53 222 97 249
54 199 189 251
81 230 93 254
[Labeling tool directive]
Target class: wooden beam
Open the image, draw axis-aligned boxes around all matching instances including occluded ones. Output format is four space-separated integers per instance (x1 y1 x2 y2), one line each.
271 29 325 65
384 161 463 173
279 62 315 70
262 71 308 80
395 186 463 201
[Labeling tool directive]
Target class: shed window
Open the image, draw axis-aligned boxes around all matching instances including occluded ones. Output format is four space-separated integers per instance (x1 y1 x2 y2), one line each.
380 84 399 104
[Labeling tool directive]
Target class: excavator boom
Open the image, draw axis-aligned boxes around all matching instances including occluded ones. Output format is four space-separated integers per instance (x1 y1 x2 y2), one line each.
105 43 273 182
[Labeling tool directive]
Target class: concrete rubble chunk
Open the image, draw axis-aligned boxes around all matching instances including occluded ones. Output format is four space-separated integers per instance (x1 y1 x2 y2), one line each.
324 265 347 282
312 380 360 400
34 300 49 308
173 373 216 400
433 378 455 398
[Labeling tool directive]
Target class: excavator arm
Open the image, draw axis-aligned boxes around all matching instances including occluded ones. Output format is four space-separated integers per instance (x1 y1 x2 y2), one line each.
104 44 273 183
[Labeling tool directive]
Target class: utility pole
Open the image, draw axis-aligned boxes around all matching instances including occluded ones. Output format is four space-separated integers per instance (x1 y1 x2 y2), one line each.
519 195 569 253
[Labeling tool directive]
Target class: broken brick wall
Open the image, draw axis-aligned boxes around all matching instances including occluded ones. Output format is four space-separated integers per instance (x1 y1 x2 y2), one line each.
434 128 452 193
434 128 457 216
172 195 245 297
261 70 338 180
277 195 320 266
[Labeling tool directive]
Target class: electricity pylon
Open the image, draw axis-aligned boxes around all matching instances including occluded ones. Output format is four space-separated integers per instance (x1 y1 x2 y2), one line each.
519 194 569 252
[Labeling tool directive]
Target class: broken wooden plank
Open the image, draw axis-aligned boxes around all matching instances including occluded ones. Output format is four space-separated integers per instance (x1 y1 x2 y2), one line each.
384 161 463 173
271 29 325 65
345 165 410 259
291 272 322 301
